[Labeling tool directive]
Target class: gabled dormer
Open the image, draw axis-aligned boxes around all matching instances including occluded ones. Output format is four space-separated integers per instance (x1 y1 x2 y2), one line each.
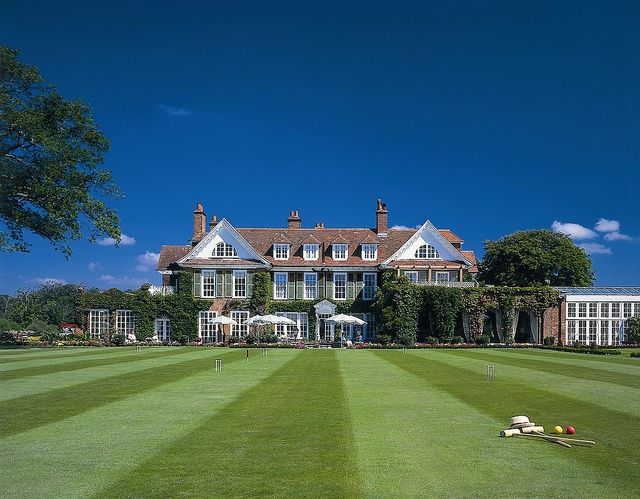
331 234 349 261
177 217 270 266
359 233 379 261
271 233 291 260
302 234 321 260
382 220 474 267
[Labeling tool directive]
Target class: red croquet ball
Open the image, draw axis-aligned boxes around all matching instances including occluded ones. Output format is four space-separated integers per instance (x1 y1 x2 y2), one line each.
566 426 576 434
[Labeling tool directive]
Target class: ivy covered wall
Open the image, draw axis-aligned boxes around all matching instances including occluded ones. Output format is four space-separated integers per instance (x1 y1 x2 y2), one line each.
374 272 559 345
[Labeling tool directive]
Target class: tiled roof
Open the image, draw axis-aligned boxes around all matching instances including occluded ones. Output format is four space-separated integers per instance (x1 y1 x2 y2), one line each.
387 260 467 269
157 245 191 271
439 229 463 243
236 227 415 267
157 227 474 271
181 258 266 267
460 250 478 273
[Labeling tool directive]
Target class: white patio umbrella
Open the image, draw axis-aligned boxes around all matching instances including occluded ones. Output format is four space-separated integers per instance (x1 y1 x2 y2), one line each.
326 314 367 343
326 314 367 325
208 316 237 343
245 315 266 325
258 314 298 339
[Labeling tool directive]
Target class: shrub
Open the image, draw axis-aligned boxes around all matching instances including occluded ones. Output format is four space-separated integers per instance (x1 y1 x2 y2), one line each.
0 331 18 345
475 335 491 345
543 335 556 346
425 336 439 344
451 336 464 344
111 333 126 346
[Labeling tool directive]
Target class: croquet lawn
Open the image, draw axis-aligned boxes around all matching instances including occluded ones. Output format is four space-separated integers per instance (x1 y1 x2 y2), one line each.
1 347 638 497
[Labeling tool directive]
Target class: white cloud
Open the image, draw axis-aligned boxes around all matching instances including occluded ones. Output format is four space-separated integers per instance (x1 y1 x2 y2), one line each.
594 218 620 233
390 225 421 230
603 231 632 241
159 104 191 117
99 274 147 288
97 234 136 246
88 261 102 271
579 243 612 255
135 251 160 272
33 277 67 285
551 221 598 240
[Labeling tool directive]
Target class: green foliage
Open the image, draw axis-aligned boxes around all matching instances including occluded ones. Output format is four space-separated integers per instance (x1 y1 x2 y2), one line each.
0 46 122 256
0 317 21 331
2 282 80 327
478 229 595 287
375 275 421 346
421 286 462 339
26 319 58 337
624 316 640 345
250 272 271 314
76 272 209 343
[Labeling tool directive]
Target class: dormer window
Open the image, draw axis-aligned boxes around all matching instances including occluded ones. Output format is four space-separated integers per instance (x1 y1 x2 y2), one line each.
415 244 439 259
361 244 378 261
273 244 290 260
332 244 348 261
303 244 319 260
214 242 237 258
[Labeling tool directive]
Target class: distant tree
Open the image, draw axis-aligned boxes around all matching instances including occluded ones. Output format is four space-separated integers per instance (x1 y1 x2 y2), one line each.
625 316 640 345
3 282 80 326
0 46 122 257
479 230 594 287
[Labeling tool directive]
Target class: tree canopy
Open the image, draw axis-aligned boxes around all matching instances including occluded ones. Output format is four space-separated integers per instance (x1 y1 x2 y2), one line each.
625 316 640 345
478 230 594 287
0 46 121 257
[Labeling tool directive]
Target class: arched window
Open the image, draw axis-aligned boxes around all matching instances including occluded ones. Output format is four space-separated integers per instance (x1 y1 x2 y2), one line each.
214 242 237 258
415 244 439 259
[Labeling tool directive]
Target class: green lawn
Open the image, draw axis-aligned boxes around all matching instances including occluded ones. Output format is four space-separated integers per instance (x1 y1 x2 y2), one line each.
0 347 638 497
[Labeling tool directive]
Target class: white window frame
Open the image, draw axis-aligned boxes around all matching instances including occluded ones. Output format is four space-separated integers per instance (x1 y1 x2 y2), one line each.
154 317 171 342
435 272 450 284
199 311 219 342
362 273 377 300
273 244 290 260
333 272 347 300
404 271 419 283
231 311 249 338
213 242 238 258
567 303 577 318
201 270 216 298
274 272 288 300
361 244 378 261
115 309 134 336
233 270 247 298
332 244 348 261
304 272 317 300
89 309 109 338
303 244 319 260
415 244 440 259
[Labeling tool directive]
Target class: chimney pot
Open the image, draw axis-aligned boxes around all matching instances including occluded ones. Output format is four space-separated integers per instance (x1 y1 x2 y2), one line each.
192 203 207 245
376 199 388 236
287 210 301 229
209 215 218 229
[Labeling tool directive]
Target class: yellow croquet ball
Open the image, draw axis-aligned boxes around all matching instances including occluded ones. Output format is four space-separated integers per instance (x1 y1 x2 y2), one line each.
553 426 564 434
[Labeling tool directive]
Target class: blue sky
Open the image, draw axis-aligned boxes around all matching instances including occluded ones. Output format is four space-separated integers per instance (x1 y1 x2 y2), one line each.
1 0 639 294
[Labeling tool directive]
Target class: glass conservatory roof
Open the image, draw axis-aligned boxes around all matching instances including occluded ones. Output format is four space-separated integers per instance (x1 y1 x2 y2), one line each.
555 287 640 296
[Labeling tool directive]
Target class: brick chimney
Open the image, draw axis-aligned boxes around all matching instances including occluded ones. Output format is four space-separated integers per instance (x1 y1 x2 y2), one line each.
192 203 206 245
287 210 301 229
209 215 218 230
376 199 388 236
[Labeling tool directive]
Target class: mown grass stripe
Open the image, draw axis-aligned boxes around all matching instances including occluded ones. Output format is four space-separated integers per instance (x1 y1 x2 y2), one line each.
0 347 191 381
0 349 243 438
374 350 640 495
0 348 127 364
340 351 615 498
438 349 640 388
96 350 361 499
478 347 640 369
0 350 297 499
